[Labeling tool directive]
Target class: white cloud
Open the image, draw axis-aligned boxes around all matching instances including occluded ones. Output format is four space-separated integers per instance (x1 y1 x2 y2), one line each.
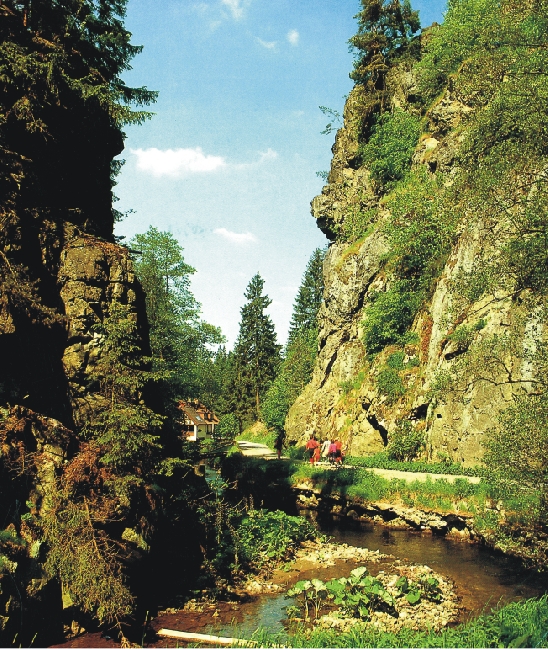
132 147 225 176
256 37 277 50
221 0 246 19
287 29 299 46
259 148 278 162
214 228 258 244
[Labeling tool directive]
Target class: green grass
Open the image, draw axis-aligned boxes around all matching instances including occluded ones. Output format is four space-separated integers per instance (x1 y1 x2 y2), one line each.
290 464 491 512
246 595 548 647
348 452 486 477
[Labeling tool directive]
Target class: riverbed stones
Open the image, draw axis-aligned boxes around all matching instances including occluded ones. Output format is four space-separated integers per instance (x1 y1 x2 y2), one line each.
295 541 392 566
293 482 475 536
317 562 459 634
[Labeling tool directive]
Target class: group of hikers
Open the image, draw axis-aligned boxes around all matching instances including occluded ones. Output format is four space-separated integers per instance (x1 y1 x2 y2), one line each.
305 435 344 465
272 432 344 464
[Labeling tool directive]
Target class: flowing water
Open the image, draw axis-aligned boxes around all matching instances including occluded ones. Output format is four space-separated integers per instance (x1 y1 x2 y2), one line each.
319 517 544 617
207 516 546 638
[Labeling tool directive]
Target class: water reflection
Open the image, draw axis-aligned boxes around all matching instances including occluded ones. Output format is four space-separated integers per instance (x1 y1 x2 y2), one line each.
208 515 546 638
316 516 545 615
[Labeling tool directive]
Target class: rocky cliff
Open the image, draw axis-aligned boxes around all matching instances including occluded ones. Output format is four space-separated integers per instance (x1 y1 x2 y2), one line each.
286 15 548 467
0 5 157 643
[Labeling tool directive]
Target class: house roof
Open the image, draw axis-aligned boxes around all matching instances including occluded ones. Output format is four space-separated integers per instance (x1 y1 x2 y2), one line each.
178 400 219 426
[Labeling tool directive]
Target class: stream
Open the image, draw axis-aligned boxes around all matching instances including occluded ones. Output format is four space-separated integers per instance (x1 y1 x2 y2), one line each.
195 514 546 640
55 514 547 648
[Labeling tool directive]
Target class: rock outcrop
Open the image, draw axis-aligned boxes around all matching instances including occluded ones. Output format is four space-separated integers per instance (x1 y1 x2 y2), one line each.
286 64 540 467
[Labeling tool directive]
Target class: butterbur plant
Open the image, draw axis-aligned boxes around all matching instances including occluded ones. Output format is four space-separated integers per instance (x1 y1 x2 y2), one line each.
288 567 397 622
287 579 328 620
395 574 442 604
420 575 442 602
326 566 396 619
395 575 421 604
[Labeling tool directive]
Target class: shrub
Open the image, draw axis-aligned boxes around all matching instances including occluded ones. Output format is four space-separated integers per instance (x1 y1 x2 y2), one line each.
447 319 487 353
386 351 406 370
376 367 406 403
236 509 316 568
387 420 424 461
484 392 548 524
362 283 423 355
360 109 421 189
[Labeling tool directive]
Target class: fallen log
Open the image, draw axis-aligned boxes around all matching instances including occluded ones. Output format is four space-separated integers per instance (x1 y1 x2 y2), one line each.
157 628 256 646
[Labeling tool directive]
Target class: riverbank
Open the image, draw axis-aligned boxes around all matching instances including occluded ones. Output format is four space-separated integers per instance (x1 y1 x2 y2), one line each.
53 533 547 648
222 454 548 571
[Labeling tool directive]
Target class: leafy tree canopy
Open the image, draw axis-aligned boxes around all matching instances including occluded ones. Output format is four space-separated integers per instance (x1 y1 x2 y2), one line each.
130 227 225 410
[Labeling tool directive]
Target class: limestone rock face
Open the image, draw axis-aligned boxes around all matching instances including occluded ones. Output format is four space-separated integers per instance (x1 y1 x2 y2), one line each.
58 229 148 426
286 81 536 466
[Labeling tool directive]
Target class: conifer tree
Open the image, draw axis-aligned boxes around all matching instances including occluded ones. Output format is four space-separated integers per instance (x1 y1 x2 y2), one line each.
287 248 326 345
230 275 281 428
349 0 420 133
83 302 164 468
262 249 326 433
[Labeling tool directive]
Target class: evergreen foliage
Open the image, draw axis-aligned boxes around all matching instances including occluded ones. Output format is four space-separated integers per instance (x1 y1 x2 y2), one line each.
261 328 318 432
262 249 326 433
0 0 156 230
83 302 164 468
229 274 281 428
287 248 326 346
349 0 420 135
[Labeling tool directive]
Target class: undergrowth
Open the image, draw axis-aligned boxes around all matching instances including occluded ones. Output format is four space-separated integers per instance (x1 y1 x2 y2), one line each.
248 594 548 647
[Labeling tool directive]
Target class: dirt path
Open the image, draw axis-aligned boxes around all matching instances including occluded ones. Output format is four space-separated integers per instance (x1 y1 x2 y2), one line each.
350 466 482 484
236 440 278 459
234 445 482 484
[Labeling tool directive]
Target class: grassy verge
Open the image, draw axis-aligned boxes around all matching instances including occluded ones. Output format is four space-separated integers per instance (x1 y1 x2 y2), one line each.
247 595 548 648
291 463 491 514
348 452 486 478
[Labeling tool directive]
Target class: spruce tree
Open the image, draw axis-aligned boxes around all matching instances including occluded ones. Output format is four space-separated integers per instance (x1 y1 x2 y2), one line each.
230 274 281 428
349 0 420 134
287 248 326 345
262 249 326 433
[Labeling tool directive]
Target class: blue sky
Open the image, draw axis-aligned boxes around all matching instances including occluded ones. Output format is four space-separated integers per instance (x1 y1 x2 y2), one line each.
115 0 447 348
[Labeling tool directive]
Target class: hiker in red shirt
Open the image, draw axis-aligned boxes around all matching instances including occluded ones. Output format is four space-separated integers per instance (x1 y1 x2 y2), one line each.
305 435 319 464
334 439 343 464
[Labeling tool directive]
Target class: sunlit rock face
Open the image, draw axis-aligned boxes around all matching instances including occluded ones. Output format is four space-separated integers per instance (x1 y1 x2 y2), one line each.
58 228 148 427
286 75 537 467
